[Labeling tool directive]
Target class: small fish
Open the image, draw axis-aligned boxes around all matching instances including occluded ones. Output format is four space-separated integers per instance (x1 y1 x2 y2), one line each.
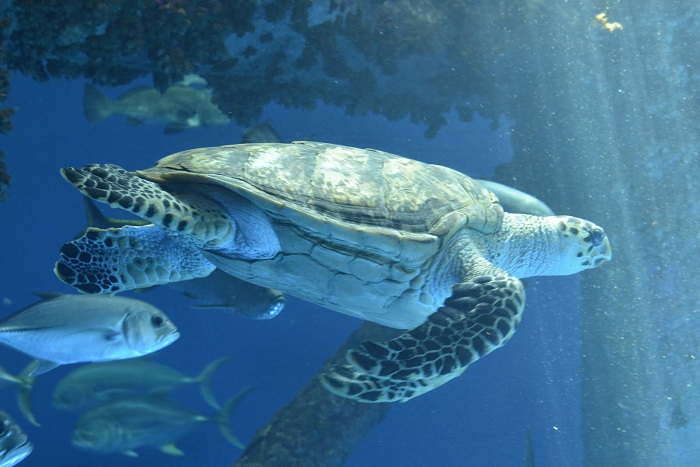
175 269 285 320
83 82 230 134
0 293 179 376
0 409 32 467
52 357 230 411
72 389 251 457
82 198 285 319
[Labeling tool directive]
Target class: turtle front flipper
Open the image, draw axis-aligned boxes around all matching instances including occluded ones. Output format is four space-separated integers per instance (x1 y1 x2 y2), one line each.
55 225 216 294
320 274 525 402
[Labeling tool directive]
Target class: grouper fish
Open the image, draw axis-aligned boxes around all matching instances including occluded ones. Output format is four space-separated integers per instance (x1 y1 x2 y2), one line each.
0 293 179 376
72 389 251 457
83 82 230 134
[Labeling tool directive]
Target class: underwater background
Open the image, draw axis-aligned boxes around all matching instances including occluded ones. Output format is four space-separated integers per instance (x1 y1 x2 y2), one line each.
2 75 582 467
1 1 699 466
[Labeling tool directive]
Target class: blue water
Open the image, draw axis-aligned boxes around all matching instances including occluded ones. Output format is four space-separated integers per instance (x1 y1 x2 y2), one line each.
1 76 583 466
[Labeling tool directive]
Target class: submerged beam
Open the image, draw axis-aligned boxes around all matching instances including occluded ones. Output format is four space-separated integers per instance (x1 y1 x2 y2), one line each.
234 323 396 466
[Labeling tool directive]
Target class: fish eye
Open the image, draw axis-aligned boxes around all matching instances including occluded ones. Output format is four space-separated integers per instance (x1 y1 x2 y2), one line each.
151 315 164 328
587 227 605 246
0 420 8 437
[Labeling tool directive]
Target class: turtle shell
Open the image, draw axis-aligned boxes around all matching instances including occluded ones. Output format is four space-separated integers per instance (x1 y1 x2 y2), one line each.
137 141 503 246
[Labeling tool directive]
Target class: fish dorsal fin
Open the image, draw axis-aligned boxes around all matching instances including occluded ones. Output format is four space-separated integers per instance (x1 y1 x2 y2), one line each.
160 443 184 456
32 291 64 300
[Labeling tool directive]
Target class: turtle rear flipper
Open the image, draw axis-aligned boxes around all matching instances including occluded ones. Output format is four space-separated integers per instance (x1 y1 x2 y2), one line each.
61 164 235 247
55 225 216 294
320 274 525 402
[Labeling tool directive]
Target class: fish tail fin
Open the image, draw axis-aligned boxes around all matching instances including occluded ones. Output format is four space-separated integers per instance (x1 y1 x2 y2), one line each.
83 83 113 123
214 386 253 449
196 356 232 409
0 361 41 427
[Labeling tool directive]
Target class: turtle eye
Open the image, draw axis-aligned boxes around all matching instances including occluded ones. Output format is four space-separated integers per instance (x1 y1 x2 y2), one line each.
151 315 164 328
587 227 605 246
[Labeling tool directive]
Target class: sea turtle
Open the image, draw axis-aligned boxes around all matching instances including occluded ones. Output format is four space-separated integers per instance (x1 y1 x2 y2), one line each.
54 142 611 403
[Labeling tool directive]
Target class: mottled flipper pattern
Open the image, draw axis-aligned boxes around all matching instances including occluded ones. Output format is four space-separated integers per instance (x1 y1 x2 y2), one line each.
321 274 525 402
61 164 236 248
55 225 215 294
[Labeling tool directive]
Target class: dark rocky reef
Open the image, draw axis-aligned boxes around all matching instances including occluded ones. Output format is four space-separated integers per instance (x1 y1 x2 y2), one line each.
3 1 502 136
0 15 13 200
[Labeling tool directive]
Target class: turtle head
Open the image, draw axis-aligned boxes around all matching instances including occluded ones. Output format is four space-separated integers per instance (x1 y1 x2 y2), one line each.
546 215 612 275
475 213 611 279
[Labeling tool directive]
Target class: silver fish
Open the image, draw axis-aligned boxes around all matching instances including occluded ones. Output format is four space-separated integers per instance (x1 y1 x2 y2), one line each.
72 389 251 456
52 357 230 411
0 409 32 467
83 83 230 133
0 293 179 376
